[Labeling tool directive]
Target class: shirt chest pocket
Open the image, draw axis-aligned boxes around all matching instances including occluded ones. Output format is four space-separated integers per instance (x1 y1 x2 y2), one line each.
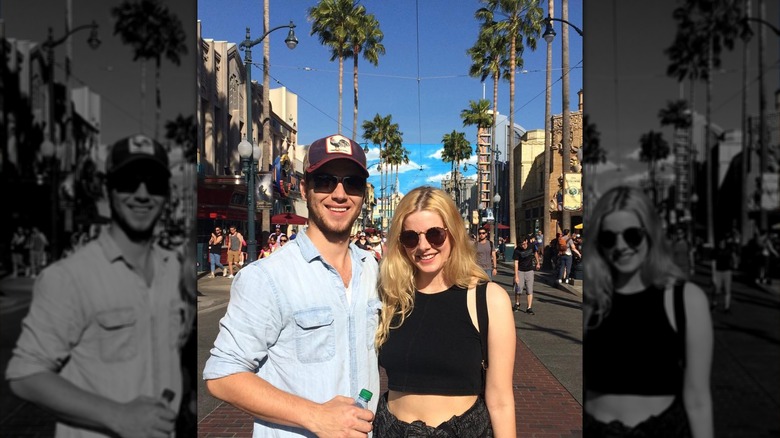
293 307 335 364
95 308 137 362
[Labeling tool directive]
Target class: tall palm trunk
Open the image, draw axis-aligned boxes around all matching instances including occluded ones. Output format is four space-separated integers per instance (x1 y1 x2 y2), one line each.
140 61 146 134
338 56 344 134
508 28 518 244
353 50 359 140
262 0 271 172
543 0 553 240
705 33 714 247
155 55 161 141
561 0 571 231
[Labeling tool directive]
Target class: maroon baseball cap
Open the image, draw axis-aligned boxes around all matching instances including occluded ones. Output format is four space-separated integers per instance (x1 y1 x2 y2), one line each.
304 134 369 177
106 134 170 176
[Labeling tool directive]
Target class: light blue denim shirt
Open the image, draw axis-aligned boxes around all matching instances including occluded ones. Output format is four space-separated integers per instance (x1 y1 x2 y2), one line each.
203 228 381 437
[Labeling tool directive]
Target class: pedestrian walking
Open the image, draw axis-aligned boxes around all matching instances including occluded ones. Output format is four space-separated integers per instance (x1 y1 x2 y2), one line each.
208 226 225 277
27 226 48 278
203 134 379 437
583 185 713 438
375 186 516 437
10 225 26 278
754 228 778 285
711 231 740 313
557 229 580 285
6 134 194 438
672 226 695 277
475 226 497 280
513 236 540 314
225 225 244 278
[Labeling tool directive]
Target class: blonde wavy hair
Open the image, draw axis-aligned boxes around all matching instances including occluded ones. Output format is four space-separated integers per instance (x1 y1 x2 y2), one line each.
375 186 489 348
583 185 683 333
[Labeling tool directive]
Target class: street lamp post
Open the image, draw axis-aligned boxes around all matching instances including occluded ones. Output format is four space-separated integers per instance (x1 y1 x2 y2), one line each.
543 12 583 232
41 21 99 260
239 22 297 263
238 138 262 262
239 21 297 168
43 21 100 143
493 193 501 249
40 139 59 261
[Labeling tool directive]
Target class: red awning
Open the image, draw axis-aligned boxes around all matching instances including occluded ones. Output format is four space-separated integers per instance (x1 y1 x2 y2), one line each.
271 213 308 225
483 223 510 230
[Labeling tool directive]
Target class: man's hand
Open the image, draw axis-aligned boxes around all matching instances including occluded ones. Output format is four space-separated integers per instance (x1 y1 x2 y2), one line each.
110 396 176 438
309 395 373 438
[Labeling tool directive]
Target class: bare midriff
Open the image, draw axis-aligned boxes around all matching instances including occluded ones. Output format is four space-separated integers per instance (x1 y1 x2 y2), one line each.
585 391 676 427
387 391 479 427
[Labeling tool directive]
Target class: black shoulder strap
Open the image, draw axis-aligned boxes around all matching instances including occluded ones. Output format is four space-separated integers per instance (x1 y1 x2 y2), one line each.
673 280 686 368
476 282 489 385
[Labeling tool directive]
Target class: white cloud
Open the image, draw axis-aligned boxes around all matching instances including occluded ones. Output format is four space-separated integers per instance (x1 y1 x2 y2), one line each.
368 160 426 177
428 148 443 159
426 172 453 183
365 147 380 161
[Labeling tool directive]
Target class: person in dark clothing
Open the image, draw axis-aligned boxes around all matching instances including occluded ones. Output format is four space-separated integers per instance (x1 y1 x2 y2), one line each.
583 185 713 438
512 237 540 314
711 232 740 313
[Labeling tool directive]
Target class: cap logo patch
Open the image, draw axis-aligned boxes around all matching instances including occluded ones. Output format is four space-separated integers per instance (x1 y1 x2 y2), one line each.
326 135 353 155
128 135 156 155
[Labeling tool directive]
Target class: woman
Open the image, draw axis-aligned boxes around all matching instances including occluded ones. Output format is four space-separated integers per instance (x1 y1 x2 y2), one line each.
512 236 540 314
583 186 713 437
375 186 516 437
258 235 276 259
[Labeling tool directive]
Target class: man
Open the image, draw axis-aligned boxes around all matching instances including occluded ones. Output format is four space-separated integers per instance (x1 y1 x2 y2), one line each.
6 134 193 438
208 226 226 278
475 226 497 280
671 226 694 276
271 224 283 249
557 229 581 285
535 229 545 261
204 134 380 437
28 226 49 278
226 225 245 278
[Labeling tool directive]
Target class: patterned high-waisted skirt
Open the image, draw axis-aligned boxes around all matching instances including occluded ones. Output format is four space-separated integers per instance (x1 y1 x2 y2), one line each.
373 392 493 437
583 396 692 437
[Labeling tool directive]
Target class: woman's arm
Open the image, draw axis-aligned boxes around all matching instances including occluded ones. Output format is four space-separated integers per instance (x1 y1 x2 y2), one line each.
681 282 714 438
484 282 516 437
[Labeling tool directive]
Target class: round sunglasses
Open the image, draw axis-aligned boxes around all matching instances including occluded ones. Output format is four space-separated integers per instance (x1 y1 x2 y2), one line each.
598 227 646 249
399 227 448 248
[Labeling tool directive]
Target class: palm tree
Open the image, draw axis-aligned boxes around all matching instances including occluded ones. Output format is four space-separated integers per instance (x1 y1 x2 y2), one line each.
467 27 510 213
460 98 493 215
165 114 197 161
665 0 748 246
308 0 361 135
442 130 473 209
639 130 671 206
475 0 543 244
384 139 409 218
581 115 604 221
347 10 385 141
112 0 187 141
362 113 402 229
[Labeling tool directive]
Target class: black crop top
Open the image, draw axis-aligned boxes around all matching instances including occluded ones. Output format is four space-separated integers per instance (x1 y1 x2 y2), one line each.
378 286 483 396
584 285 684 396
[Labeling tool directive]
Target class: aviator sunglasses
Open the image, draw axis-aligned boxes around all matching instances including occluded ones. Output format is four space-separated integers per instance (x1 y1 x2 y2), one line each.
598 227 646 249
399 227 449 248
310 174 366 196
109 173 169 196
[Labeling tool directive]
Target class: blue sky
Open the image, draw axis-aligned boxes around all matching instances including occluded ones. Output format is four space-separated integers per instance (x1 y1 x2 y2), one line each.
197 0 583 195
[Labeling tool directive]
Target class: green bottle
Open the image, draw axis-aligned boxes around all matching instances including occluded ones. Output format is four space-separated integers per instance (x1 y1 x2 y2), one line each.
355 388 373 408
